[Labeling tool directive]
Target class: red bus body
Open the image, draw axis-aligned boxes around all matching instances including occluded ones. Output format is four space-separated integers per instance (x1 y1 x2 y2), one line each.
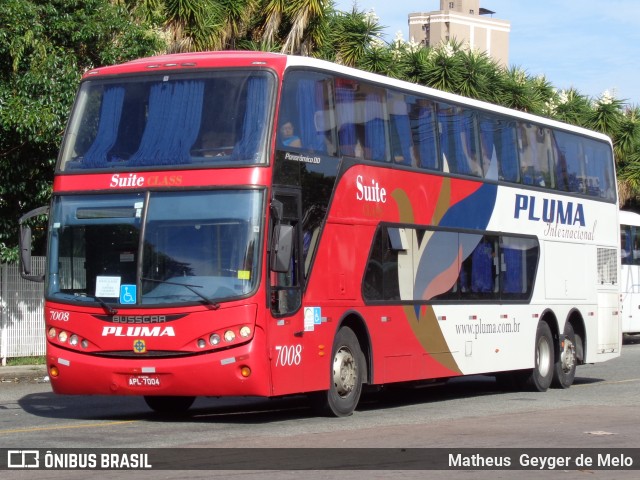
27 51 620 416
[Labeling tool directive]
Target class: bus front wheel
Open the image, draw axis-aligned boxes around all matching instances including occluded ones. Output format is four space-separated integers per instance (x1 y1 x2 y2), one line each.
523 321 554 392
311 326 365 417
144 395 195 415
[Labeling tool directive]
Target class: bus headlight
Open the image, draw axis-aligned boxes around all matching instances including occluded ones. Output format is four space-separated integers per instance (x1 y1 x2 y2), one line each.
209 333 221 346
224 330 236 342
239 326 251 338
58 331 68 343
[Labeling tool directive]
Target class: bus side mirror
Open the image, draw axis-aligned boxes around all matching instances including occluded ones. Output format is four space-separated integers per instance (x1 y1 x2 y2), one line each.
18 205 49 282
20 226 33 275
271 224 294 273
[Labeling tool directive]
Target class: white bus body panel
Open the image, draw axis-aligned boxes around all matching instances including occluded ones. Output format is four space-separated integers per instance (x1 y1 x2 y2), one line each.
620 210 640 334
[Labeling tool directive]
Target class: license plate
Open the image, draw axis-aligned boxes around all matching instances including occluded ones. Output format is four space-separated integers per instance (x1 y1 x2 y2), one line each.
128 375 161 387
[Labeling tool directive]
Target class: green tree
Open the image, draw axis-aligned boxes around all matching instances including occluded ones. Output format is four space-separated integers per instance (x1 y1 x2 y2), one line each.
613 105 640 206
320 7 383 67
0 0 162 261
130 0 333 54
550 88 592 127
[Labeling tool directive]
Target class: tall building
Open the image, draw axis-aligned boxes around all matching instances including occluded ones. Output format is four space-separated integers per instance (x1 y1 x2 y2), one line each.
408 1 510 66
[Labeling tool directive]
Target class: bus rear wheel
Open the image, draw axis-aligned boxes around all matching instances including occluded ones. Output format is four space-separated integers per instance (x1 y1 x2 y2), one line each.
552 323 577 389
144 395 195 415
523 321 554 392
311 326 365 417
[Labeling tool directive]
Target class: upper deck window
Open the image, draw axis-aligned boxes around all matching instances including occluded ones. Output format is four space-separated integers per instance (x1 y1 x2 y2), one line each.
58 70 275 171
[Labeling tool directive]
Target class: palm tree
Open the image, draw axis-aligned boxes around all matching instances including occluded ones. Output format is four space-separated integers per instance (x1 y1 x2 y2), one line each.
551 88 591 127
586 91 624 139
396 46 431 85
613 105 640 206
323 7 383 67
260 0 287 47
280 0 329 55
421 41 462 93
452 48 497 100
358 42 397 77
499 66 546 114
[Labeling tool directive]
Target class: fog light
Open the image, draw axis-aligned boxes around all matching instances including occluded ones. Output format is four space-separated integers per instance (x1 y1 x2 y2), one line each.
210 333 221 346
240 366 251 378
239 326 251 338
69 335 79 346
58 331 68 343
224 330 236 342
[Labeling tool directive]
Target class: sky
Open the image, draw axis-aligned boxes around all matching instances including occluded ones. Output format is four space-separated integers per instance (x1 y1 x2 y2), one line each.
333 0 640 105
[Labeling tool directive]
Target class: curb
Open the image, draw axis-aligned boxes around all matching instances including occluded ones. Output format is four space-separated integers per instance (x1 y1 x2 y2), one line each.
0 365 49 384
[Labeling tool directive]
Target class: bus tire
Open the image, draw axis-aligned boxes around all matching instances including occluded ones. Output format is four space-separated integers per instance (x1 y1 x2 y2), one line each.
552 323 577 389
144 395 195 415
312 326 365 417
523 321 554 392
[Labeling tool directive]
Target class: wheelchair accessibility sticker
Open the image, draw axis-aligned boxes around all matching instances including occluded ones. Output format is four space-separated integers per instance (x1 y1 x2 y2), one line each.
303 306 322 331
120 285 137 304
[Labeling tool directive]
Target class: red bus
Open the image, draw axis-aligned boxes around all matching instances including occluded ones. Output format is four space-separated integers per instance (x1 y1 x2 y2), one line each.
19 51 620 416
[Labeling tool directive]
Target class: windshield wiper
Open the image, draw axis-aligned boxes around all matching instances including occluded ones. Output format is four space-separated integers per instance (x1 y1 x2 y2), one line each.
142 277 221 310
76 293 118 316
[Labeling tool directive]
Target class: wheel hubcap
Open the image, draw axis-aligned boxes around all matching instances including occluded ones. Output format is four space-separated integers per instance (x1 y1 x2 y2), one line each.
536 336 551 377
332 347 357 398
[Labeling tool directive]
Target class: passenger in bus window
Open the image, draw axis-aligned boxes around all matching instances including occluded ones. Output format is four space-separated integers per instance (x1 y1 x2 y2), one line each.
279 121 302 148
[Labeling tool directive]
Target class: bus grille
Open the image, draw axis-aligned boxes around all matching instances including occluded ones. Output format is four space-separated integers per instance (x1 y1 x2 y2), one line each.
597 247 617 285
92 351 195 358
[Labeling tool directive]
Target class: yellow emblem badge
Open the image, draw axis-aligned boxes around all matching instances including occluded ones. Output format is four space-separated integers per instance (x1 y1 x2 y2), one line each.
133 339 147 354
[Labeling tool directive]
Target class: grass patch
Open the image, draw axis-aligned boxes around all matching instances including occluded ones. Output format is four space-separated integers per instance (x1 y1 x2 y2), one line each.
5 356 45 366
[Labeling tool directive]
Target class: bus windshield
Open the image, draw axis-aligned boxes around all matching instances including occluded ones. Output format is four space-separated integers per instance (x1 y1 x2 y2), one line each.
58 70 275 170
47 189 264 306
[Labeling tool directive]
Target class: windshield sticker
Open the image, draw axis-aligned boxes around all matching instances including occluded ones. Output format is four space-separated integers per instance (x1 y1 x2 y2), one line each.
120 252 135 262
237 270 251 280
120 285 137 305
95 276 121 297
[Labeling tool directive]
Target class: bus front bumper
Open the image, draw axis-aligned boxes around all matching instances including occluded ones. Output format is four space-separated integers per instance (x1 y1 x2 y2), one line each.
45 341 271 398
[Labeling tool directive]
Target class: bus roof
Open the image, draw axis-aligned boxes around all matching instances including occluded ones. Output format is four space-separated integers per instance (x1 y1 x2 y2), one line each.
620 210 640 226
83 50 289 78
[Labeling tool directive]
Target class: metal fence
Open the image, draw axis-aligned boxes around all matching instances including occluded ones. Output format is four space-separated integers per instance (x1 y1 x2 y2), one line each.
0 258 45 365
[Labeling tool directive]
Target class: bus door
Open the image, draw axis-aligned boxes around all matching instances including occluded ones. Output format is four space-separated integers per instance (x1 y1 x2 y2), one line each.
268 189 310 394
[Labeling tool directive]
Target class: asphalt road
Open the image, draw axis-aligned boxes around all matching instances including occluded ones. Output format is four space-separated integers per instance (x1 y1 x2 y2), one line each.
1 336 639 479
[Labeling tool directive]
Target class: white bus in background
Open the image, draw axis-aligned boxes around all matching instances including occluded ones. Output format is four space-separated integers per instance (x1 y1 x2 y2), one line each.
620 210 640 335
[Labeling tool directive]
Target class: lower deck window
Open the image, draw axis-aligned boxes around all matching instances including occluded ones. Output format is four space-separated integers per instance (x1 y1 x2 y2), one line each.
363 226 539 303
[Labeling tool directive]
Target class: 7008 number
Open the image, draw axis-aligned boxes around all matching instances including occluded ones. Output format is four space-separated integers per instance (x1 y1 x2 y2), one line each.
49 310 70 321
274 345 302 367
